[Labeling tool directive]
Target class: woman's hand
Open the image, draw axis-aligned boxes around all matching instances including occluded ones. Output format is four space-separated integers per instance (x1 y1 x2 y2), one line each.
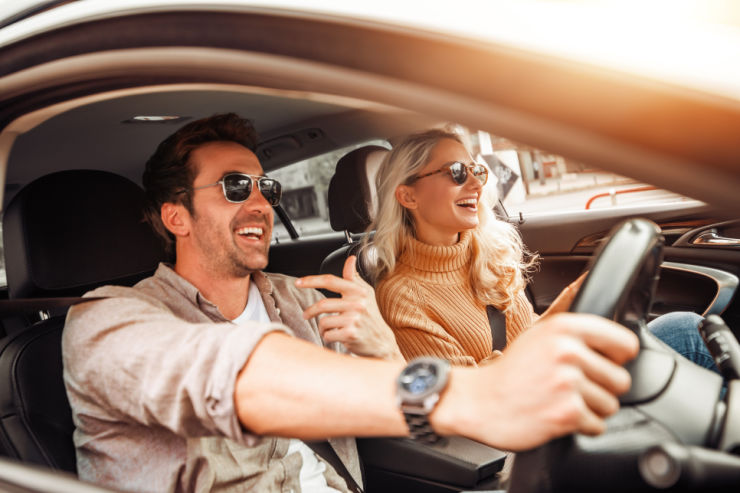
296 256 405 361
542 271 588 317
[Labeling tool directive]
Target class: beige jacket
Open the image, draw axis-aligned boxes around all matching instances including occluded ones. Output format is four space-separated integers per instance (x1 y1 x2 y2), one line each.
63 263 360 493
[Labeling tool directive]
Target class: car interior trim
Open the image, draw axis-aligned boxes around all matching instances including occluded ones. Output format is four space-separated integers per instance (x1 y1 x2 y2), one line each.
2 9 739 211
662 262 739 316
692 230 740 247
0 457 112 493
673 219 740 249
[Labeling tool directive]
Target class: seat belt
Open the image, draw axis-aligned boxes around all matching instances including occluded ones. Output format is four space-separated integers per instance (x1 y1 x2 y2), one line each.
306 441 364 493
486 305 507 351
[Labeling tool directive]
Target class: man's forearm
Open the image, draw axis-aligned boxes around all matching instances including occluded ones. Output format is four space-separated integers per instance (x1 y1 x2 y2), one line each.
234 314 638 451
235 332 410 439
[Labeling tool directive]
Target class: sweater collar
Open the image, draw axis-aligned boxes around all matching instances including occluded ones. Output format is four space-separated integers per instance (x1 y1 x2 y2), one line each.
400 230 472 273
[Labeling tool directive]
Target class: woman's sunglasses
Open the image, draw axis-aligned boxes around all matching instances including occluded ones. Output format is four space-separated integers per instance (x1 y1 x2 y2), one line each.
188 173 282 206
412 161 489 186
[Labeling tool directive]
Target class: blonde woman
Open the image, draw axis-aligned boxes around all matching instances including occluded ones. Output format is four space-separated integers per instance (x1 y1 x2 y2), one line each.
370 129 716 370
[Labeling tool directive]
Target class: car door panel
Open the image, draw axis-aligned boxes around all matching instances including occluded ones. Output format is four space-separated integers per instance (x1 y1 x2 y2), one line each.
656 262 738 317
515 202 721 255
517 205 740 335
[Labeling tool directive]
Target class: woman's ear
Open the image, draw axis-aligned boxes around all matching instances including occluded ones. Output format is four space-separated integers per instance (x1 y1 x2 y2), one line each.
395 185 418 210
161 202 190 238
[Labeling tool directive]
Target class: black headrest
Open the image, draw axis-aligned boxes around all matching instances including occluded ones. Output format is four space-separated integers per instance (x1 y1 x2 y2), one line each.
3 170 166 299
328 145 389 234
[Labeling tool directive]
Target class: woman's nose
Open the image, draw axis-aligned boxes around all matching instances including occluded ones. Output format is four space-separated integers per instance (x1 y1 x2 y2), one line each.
466 171 484 190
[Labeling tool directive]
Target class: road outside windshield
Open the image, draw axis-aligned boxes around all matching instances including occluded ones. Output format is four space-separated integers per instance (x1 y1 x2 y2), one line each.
474 131 699 216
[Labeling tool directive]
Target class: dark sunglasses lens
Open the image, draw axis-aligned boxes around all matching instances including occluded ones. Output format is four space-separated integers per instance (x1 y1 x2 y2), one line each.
259 178 282 206
449 162 468 185
223 174 252 202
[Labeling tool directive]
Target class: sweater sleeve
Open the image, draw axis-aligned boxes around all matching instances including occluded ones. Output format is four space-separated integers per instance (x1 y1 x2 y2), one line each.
376 276 478 366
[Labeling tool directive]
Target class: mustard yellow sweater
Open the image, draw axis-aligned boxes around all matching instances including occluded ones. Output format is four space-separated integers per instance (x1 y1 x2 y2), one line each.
376 230 537 366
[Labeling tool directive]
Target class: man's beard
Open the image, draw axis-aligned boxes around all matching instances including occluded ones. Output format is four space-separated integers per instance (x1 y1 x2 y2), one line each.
225 240 269 277
192 212 271 279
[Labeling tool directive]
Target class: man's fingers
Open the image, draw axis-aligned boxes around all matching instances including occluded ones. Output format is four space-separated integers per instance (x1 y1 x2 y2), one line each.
343 255 374 291
559 339 633 397
579 375 620 418
575 404 607 436
321 326 355 345
318 313 356 333
303 298 362 320
553 313 640 365
317 315 356 339
579 324 639 367
296 273 362 296
343 255 358 281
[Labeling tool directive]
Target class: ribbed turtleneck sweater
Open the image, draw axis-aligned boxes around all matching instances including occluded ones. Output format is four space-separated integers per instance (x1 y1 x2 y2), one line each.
376 230 536 366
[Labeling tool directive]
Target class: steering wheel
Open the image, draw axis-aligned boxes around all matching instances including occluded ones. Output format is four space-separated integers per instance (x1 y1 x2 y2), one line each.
508 218 730 493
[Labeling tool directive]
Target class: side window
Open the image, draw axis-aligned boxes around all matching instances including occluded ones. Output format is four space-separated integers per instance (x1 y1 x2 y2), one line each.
466 131 699 216
269 140 390 242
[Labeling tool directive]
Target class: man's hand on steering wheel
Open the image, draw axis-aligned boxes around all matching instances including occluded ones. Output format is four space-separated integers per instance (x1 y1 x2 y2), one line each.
439 313 638 451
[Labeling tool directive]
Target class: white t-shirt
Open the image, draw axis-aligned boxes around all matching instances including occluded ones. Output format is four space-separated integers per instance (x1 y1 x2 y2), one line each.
233 281 342 493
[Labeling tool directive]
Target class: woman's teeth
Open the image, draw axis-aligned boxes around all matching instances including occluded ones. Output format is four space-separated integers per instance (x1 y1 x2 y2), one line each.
455 198 477 208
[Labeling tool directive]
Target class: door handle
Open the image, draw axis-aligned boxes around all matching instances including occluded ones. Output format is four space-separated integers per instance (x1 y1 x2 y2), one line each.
692 229 740 247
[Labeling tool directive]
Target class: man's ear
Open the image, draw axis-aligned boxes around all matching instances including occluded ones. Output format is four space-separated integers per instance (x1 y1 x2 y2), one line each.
160 202 190 238
395 185 418 210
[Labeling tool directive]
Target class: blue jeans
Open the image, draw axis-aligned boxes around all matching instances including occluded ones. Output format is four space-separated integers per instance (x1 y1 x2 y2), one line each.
648 311 719 374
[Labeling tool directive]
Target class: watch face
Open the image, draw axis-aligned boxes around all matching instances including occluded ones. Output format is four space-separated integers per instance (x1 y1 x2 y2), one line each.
400 361 439 395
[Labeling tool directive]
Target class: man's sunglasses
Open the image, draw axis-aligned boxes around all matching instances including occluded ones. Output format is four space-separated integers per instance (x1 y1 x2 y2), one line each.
188 173 282 206
412 161 489 186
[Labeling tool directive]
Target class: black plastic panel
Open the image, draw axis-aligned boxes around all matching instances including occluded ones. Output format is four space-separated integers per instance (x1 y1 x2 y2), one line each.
266 232 349 278
651 268 717 318
357 437 506 490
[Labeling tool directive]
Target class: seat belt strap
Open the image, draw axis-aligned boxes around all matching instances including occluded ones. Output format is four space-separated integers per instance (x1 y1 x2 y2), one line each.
486 305 507 351
306 441 363 493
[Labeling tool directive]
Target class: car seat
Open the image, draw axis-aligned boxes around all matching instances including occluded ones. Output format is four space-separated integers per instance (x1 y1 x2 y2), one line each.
319 145 389 289
0 170 166 472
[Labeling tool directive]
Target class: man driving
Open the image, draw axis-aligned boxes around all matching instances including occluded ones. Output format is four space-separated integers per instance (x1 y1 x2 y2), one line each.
63 113 638 492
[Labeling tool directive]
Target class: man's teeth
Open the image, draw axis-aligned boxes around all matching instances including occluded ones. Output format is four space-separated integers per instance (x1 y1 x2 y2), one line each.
237 227 263 237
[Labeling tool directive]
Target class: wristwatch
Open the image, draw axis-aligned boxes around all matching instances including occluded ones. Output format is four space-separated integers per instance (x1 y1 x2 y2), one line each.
396 357 451 444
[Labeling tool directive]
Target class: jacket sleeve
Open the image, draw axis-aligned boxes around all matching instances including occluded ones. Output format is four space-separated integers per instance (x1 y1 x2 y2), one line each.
62 288 291 445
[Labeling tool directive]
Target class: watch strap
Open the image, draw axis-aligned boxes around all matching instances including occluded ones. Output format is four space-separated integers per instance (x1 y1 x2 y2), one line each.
402 410 445 444
397 357 450 445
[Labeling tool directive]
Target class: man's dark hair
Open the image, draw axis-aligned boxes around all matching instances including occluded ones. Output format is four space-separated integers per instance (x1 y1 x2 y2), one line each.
142 113 259 257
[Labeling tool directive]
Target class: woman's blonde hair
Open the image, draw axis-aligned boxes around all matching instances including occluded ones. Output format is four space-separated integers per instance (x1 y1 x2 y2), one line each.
366 129 537 311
